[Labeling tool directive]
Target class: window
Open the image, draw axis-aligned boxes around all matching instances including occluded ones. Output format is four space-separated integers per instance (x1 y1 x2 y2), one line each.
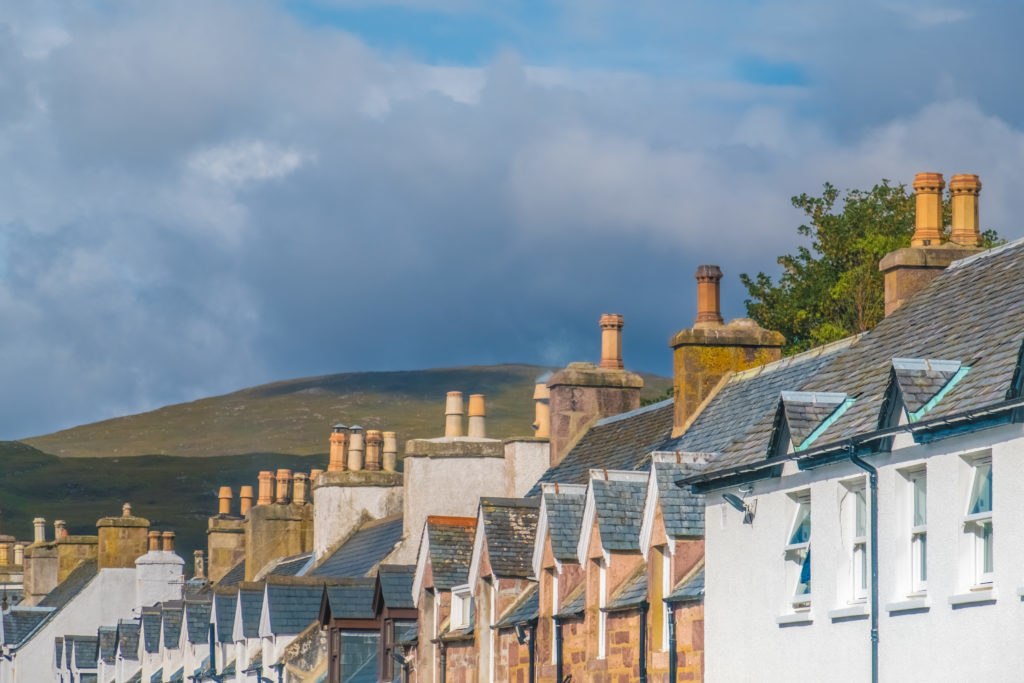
908 470 927 593
550 571 558 664
785 493 811 609
661 550 671 652
598 559 607 659
451 585 472 630
965 458 993 585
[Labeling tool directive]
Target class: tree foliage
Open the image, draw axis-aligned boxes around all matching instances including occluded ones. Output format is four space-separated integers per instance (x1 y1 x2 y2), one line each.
741 180 1003 355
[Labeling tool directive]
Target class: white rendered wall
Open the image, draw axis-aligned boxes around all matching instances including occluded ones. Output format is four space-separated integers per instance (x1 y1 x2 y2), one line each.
313 485 403 560
503 440 550 497
704 422 1024 682
136 550 184 610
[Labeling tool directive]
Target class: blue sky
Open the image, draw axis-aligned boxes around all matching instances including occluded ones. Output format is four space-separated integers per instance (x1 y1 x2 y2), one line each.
0 0 1022 438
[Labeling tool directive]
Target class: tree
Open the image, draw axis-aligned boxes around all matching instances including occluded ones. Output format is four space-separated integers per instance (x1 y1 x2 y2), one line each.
741 180 1003 355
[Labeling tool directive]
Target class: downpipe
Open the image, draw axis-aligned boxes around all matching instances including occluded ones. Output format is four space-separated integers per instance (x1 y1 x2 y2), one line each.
848 443 878 683
638 601 649 683
666 601 677 683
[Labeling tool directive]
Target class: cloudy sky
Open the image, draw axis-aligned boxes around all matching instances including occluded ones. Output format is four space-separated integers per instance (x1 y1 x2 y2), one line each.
1 1 1023 439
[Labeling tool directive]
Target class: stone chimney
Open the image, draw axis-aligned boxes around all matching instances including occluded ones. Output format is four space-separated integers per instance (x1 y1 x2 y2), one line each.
257 471 274 505
445 392 464 437
239 486 254 516
365 430 383 471
670 266 784 436
13 543 24 566
33 517 45 544
348 427 365 470
244 490 314 580
879 172 985 315
467 395 487 438
532 373 551 439
275 470 293 504
193 550 206 580
218 487 233 516
328 425 348 472
293 473 310 504
0 543 9 566
546 314 644 466
599 314 625 369
97 506 150 569
382 432 399 472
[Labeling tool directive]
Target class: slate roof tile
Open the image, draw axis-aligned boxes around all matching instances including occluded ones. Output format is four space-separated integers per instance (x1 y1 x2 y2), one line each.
377 564 415 610
310 516 403 579
141 608 162 653
265 583 324 636
425 519 477 591
268 552 313 577
493 584 539 628
542 492 585 562
161 602 184 649
557 583 585 618
604 567 647 611
184 600 212 644
323 580 377 620
666 565 704 603
213 593 237 644
592 479 646 552
216 560 246 588
2 608 52 647
238 589 263 639
71 635 98 668
480 498 540 578
116 619 141 660
98 625 117 664
654 462 705 538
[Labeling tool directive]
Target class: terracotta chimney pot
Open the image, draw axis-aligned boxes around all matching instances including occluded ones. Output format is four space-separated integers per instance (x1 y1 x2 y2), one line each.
293 473 310 505
599 314 625 369
239 486 255 516
218 486 233 516
147 530 161 552
13 543 24 566
328 425 348 472
911 172 945 246
444 392 464 437
161 531 175 552
33 517 46 544
257 471 274 505
694 265 724 328
381 432 398 472
532 377 551 439
54 520 67 538
949 174 982 247
275 469 293 504
365 430 383 471
348 427 365 471
467 394 487 438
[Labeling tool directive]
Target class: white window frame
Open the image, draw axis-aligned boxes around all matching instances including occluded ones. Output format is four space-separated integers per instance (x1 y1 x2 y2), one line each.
598 559 607 659
907 468 927 594
844 481 868 603
964 456 993 586
450 585 472 630
661 550 671 652
785 492 812 609
550 571 558 664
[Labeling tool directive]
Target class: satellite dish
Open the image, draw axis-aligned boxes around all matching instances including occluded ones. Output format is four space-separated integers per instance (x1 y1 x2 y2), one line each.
722 492 756 524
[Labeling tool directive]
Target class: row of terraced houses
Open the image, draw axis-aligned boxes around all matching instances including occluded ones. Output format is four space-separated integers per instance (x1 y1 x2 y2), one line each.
3 171 1024 681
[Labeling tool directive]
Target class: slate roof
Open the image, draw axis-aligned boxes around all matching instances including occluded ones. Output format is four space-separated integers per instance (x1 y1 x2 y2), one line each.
591 478 647 552
653 462 705 538
265 583 324 635
888 358 962 416
604 567 647 611
702 239 1024 475
557 584 585 618
779 392 848 447
238 588 263 639
322 580 377 620
150 668 162 683
269 552 313 577
542 491 585 562
72 635 99 668
493 584 539 628
161 602 184 649
310 516 403 579
2 608 52 646
185 600 212 644
126 670 142 683
479 498 540 578
98 626 117 664
169 666 185 682
217 560 246 588
55 636 63 666
424 518 476 590
666 565 704 604
141 608 162 653
529 400 675 495
39 559 98 609
213 592 237 644
116 619 141 660
377 564 415 610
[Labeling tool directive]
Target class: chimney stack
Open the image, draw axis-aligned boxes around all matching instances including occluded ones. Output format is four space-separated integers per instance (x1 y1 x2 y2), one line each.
13 543 24 566
532 374 551 439
275 469 293 504
193 550 206 580
599 314 625 369
382 432 398 472
239 486 254 516
911 172 945 246
148 530 161 552
54 520 67 538
218 487 233 516
0 543 9 565
694 265 725 328
122 503 132 517
467 394 487 438
257 471 274 505
293 473 310 504
161 531 175 552
949 174 982 246
365 430 383 471
309 470 323 484
328 425 348 472
444 392 464 437
33 518 45 544
348 427 365 470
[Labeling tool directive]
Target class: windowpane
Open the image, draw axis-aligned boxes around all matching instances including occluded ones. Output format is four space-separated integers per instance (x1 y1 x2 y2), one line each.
854 489 867 538
982 522 993 574
857 544 867 590
969 462 992 515
340 631 380 683
789 501 811 545
918 534 927 582
913 476 927 526
795 550 811 596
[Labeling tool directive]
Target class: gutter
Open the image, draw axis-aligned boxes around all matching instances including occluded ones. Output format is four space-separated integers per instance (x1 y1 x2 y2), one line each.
847 444 879 683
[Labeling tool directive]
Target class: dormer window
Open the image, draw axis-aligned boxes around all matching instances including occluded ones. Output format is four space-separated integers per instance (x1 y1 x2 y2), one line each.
450 585 473 630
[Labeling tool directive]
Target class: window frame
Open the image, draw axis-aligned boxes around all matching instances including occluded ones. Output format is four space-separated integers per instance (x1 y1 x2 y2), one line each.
849 483 868 603
550 570 558 664
597 558 607 659
907 468 928 594
964 457 993 586
450 585 473 630
785 492 812 610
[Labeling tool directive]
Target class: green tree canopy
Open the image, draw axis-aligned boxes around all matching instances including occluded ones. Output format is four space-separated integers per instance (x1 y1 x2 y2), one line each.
741 180 1003 355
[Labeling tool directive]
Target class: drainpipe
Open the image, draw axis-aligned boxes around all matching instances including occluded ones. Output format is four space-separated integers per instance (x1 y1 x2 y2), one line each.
554 616 564 683
666 601 677 683
527 619 537 683
438 641 447 683
638 600 649 683
848 443 878 683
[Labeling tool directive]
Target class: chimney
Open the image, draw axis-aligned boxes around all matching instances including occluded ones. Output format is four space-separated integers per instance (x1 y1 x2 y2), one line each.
97 506 149 569
328 424 348 472
911 172 945 246
532 374 551 439
122 503 132 517
218 487 233 516
13 543 24 566
193 550 206 580
694 265 724 327
348 427 365 470
161 531 175 552
239 486 254 515
257 471 274 505
0 543 9 566
54 520 67 538
365 430 383 471
467 394 487 438
309 470 323 485
148 530 161 552
293 473 310 504
670 265 783 436
275 469 293 504
444 392 464 437
599 314 625 369
949 174 982 246
33 517 45 544
382 432 398 472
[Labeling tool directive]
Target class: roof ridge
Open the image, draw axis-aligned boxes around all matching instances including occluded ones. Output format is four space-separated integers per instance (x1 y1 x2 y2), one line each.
948 236 1024 270
594 397 673 427
729 334 861 382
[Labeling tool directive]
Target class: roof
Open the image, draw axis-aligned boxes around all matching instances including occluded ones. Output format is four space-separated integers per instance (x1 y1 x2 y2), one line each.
479 498 540 578
265 583 324 635
556 583 585 618
541 491 585 562
162 602 184 649
150 669 163 683
310 516 403 579
39 559 98 609
887 358 963 417
169 667 185 683
239 588 263 639
529 400 675 494
126 670 142 683
604 567 647 611
213 592 237 643
141 608 162 653
653 461 705 538
591 478 647 552
185 600 212 643
779 392 849 448
667 565 704 604
116 619 141 660
217 559 246 588
98 625 117 663
2 608 53 647
55 636 62 666
424 518 477 590
322 580 377 621
268 552 313 577
376 564 415 610
493 584 539 628
72 634 99 668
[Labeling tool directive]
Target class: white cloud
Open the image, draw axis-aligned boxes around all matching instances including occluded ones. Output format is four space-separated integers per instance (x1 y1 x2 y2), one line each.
186 140 308 186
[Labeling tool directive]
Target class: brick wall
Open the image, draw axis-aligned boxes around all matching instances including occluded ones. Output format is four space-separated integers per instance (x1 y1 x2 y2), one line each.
442 640 477 683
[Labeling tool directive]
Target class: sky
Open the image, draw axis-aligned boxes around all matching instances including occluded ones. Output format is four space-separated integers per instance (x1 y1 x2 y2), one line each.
1 1 1024 439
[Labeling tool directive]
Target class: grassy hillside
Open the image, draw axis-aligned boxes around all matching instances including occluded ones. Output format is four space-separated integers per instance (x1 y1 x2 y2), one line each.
24 364 672 459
